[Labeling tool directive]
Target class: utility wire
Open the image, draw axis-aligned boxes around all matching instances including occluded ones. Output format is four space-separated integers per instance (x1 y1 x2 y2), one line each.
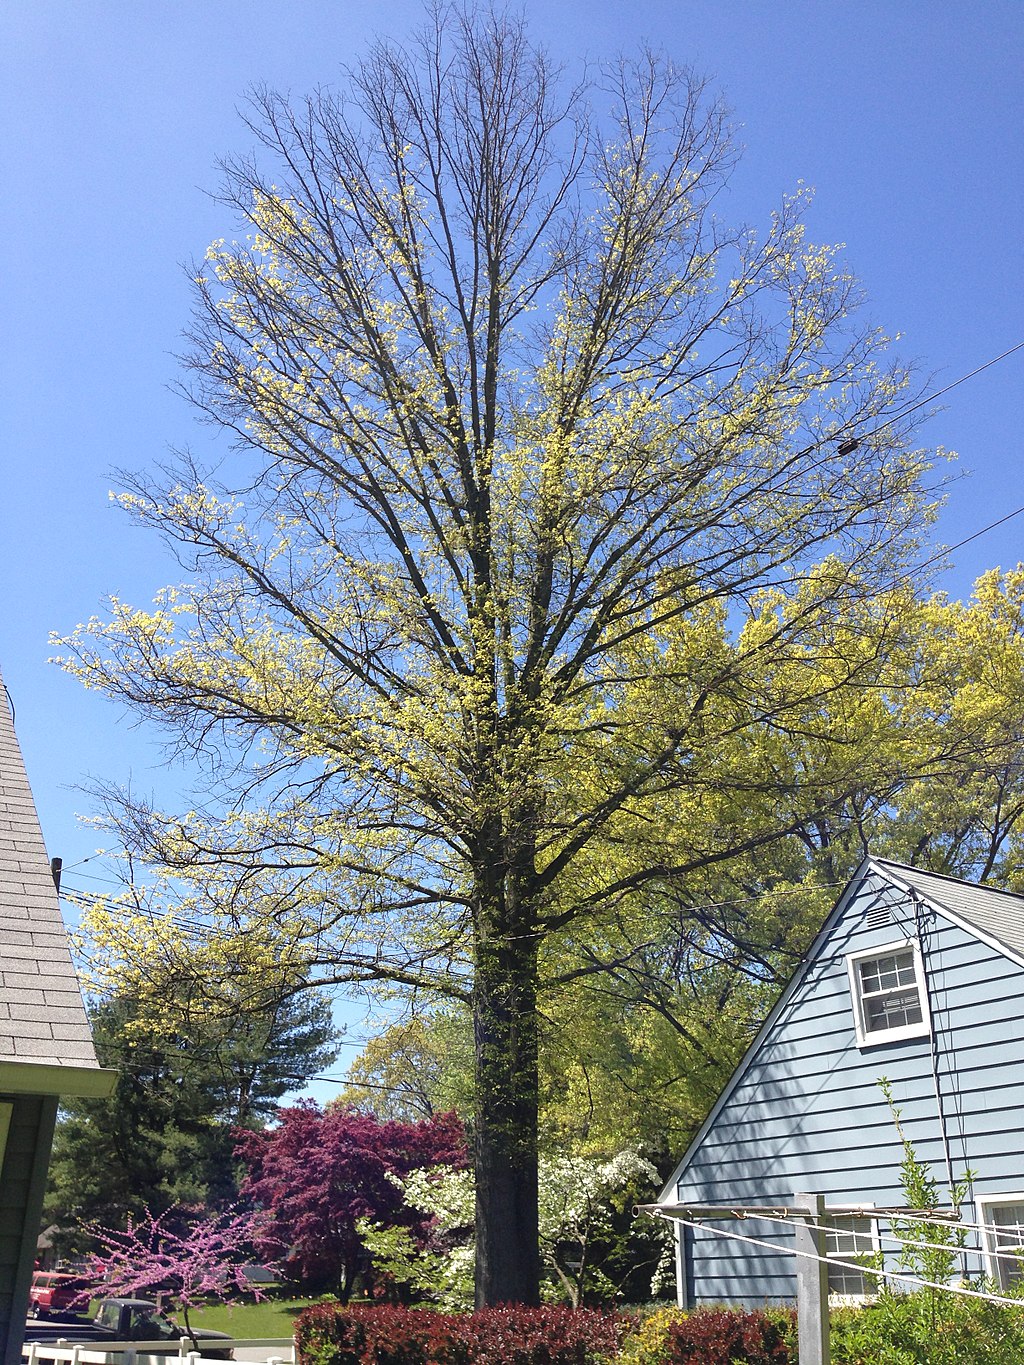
910 502 1024 581
61 852 110 871
869 339 1024 438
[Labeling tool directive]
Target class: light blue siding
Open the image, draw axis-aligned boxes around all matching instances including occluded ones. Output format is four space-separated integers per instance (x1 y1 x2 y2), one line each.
668 867 1024 1306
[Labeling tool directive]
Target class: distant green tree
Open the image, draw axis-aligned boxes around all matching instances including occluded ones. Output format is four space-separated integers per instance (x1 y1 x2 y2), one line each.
44 986 338 1236
337 1012 475 1124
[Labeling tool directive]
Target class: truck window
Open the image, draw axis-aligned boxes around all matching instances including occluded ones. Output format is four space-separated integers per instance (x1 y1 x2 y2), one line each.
133 1311 178 1341
96 1303 121 1332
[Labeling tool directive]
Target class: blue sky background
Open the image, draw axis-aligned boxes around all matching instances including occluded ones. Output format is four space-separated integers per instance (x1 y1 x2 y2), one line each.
2 2 1022 1089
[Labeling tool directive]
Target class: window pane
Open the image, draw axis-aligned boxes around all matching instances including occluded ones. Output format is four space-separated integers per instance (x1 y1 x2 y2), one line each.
826 1216 875 1297
828 1263 866 1295
864 988 923 1033
987 1203 1024 1289
859 951 916 994
826 1216 875 1255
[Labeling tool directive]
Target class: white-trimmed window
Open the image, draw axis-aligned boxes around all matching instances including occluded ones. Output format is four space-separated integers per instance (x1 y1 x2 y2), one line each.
846 940 930 1047
825 1213 880 1300
977 1194 1024 1289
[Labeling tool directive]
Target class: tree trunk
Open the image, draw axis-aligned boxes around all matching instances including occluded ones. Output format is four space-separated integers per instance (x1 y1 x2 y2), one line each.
473 878 541 1305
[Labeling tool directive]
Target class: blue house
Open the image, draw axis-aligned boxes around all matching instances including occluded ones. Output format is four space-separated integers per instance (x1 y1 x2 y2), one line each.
657 857 1024 1307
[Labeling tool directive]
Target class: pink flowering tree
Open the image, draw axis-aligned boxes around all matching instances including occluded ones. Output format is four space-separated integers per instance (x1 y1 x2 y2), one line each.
82 1205 280 1347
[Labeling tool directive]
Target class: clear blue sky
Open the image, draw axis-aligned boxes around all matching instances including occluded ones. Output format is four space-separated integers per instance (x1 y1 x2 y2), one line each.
2 2 1023 1082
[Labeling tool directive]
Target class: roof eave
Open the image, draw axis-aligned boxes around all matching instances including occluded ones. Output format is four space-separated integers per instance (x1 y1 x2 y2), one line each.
872 860 1024 972
0 1059 117 1098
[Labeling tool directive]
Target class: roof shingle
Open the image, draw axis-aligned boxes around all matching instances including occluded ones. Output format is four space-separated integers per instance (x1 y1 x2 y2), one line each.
0 675 102 1072
873 857 1024 963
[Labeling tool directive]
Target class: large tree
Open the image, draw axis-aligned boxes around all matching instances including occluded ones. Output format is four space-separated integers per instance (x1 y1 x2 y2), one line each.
58 9 938 1302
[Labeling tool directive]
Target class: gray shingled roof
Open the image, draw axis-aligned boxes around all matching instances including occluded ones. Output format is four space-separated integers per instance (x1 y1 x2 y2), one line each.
875 858 1024 963
0 676 104 1074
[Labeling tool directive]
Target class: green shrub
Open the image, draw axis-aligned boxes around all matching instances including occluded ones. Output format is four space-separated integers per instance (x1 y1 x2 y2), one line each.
831 1292 1024 1365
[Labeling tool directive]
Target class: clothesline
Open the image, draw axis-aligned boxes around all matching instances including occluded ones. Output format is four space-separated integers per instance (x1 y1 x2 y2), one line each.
745 1206 1024 1269
645 1209 1024 1309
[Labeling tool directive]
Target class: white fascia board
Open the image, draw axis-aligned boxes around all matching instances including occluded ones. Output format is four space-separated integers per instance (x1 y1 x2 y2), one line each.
874 861 1024 972
0 1060 117 1098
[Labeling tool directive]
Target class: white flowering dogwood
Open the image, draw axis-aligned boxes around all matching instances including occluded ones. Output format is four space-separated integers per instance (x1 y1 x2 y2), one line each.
360 1149 672 1308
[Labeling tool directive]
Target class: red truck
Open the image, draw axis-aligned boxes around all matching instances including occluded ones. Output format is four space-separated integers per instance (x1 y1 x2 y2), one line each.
27 1273 90 1318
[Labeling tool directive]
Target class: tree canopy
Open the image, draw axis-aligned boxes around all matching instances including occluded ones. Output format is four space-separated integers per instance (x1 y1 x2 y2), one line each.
58 7 943 1302
326 567 1024 1163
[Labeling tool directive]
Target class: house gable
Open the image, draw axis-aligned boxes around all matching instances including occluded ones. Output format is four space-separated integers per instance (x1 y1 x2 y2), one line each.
658 860 1024 1305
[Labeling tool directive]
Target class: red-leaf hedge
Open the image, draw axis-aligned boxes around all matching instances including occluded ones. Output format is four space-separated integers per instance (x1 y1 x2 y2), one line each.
295 1304 628 1365
663 1308 795 1364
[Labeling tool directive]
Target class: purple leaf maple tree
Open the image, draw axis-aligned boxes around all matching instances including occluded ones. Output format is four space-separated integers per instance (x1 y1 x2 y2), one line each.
82 1204 280 1347
235 1103 466 1298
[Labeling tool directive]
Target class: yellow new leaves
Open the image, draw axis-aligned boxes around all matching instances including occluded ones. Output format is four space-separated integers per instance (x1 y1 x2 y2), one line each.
77 885 317 1038
48 22 971 1295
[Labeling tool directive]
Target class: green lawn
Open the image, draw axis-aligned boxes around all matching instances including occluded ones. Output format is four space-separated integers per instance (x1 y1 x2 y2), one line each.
187 1299 317 1339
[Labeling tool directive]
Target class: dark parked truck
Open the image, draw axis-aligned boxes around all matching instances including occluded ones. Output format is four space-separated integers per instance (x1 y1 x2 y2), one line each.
24 1298 234 1359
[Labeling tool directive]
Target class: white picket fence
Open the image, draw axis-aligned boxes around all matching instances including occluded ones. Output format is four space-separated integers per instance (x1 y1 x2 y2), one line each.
22 1338 295 1365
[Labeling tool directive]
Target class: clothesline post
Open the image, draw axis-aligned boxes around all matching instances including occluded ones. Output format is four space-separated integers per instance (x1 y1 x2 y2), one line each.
793 1191 831 1365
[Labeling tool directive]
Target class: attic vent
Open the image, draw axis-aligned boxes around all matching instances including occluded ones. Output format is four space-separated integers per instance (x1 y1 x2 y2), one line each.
866 903 893 931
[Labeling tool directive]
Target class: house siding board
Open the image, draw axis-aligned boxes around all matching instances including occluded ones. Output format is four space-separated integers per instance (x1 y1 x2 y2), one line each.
670 868 1024 1306
0 1094 59 1365
686 1224 796 1304
704 1091 1024 1146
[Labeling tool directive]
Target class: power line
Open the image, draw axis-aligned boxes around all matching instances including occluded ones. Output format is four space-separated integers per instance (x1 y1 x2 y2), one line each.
874 338 1024 437
62 852 111 871
100 1056 434 1102
778 339 1024 466
845 339 1024 580
922 502 1024 573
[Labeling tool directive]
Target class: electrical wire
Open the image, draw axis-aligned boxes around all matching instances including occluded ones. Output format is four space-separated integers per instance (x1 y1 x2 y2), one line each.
931 503 1024 566
96 1055 436 1103
61 852 110 871
864 339 1024 440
